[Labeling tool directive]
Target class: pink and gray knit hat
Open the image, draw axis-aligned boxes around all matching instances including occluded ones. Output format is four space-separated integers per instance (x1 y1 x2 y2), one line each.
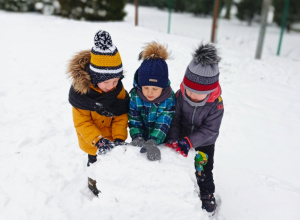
183 43 221 94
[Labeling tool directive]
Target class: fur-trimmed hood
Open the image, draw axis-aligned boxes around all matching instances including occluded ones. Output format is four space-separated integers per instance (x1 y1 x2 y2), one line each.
67 50 92 95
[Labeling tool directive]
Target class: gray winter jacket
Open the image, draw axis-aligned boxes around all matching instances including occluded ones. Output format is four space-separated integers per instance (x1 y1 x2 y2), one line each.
168 84 224 148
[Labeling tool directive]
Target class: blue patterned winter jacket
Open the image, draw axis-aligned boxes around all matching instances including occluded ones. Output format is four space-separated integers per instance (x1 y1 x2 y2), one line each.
129 72 176 144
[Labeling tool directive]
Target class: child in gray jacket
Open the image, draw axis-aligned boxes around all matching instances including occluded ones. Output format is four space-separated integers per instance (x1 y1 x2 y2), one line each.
166 43 224 214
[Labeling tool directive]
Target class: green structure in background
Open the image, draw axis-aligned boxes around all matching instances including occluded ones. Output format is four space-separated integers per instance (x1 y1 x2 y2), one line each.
277 0 290 56
168 0 173 34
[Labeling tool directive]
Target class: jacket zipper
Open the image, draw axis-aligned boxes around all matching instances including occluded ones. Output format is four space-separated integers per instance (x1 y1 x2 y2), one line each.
191 106 197 133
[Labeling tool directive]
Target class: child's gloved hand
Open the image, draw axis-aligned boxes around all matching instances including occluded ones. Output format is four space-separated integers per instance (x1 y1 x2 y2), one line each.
144 139 161 161
194 151 208 176
96 138 115 155
165 139 178 149
114 139 128 146
130 137 145 148
176 138 191 157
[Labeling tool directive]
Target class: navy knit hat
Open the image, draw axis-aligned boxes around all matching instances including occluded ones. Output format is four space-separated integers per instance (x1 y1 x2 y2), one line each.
138 42 169 89
183 43 221 94
89 30 123 87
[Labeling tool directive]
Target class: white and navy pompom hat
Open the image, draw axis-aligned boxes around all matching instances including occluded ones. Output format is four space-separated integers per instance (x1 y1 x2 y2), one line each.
183 43 221 94
89 30 123 87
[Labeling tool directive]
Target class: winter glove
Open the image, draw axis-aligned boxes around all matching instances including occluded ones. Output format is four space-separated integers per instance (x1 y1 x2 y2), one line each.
96 138 115 155
144 139 161 161
176 138 191 157
165 139 178 149
114 139 128 146
194 151 208 176
130 137 145 148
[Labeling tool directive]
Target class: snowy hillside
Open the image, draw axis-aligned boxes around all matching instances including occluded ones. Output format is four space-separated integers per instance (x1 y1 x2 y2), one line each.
0 4 300 220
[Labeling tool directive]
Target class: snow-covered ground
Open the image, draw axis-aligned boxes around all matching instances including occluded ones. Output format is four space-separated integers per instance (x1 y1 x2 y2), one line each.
0 4 300 220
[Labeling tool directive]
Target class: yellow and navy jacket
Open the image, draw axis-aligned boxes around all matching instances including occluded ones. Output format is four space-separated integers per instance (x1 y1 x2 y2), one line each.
67 50 128 155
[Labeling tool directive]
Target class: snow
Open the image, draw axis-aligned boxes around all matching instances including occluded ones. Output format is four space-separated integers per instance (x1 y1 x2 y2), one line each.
1 4 300 220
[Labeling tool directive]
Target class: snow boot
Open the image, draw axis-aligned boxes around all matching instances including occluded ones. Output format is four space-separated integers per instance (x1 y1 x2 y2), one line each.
200 193 216 213
88 177 100 197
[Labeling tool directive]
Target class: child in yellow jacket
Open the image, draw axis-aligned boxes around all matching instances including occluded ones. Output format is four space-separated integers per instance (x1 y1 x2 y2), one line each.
67 30 129 196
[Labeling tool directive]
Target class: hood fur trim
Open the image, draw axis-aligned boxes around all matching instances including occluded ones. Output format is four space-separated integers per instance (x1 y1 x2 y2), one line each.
67 50 92 94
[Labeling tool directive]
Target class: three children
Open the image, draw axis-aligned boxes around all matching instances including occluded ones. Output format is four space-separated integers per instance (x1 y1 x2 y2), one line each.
67 30 223 214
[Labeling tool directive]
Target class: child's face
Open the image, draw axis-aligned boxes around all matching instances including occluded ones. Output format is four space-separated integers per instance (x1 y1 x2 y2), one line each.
142 86 163 101
186 89 208 102
97 78 119 92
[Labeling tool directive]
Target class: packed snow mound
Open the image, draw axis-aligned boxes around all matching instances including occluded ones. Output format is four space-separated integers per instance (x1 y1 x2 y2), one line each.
82 145 211 220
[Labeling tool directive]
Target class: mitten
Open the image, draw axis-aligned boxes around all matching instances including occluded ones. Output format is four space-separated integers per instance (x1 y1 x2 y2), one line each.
144 139 161 161
130 137 145 148
165 139 178 149
176 138 191 157
96 138 115 155
114 138 128 146
194 151 208 176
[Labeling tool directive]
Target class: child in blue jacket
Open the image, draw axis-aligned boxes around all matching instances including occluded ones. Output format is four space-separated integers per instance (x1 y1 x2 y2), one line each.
129 42 176 161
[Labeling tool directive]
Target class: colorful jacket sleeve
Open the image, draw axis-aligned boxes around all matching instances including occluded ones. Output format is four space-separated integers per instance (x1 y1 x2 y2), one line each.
128 90 145 139
149 94 176 144
112 87 129 141
188 97 224 148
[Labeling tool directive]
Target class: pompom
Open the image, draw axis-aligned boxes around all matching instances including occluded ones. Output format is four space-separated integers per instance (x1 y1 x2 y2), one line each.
94 30 113 50
193 43 221 66
139 42 169 61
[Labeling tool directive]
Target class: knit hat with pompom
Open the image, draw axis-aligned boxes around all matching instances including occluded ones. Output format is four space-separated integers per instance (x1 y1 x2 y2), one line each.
89 30 123 87
183 43 221 94
138 42 169 89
